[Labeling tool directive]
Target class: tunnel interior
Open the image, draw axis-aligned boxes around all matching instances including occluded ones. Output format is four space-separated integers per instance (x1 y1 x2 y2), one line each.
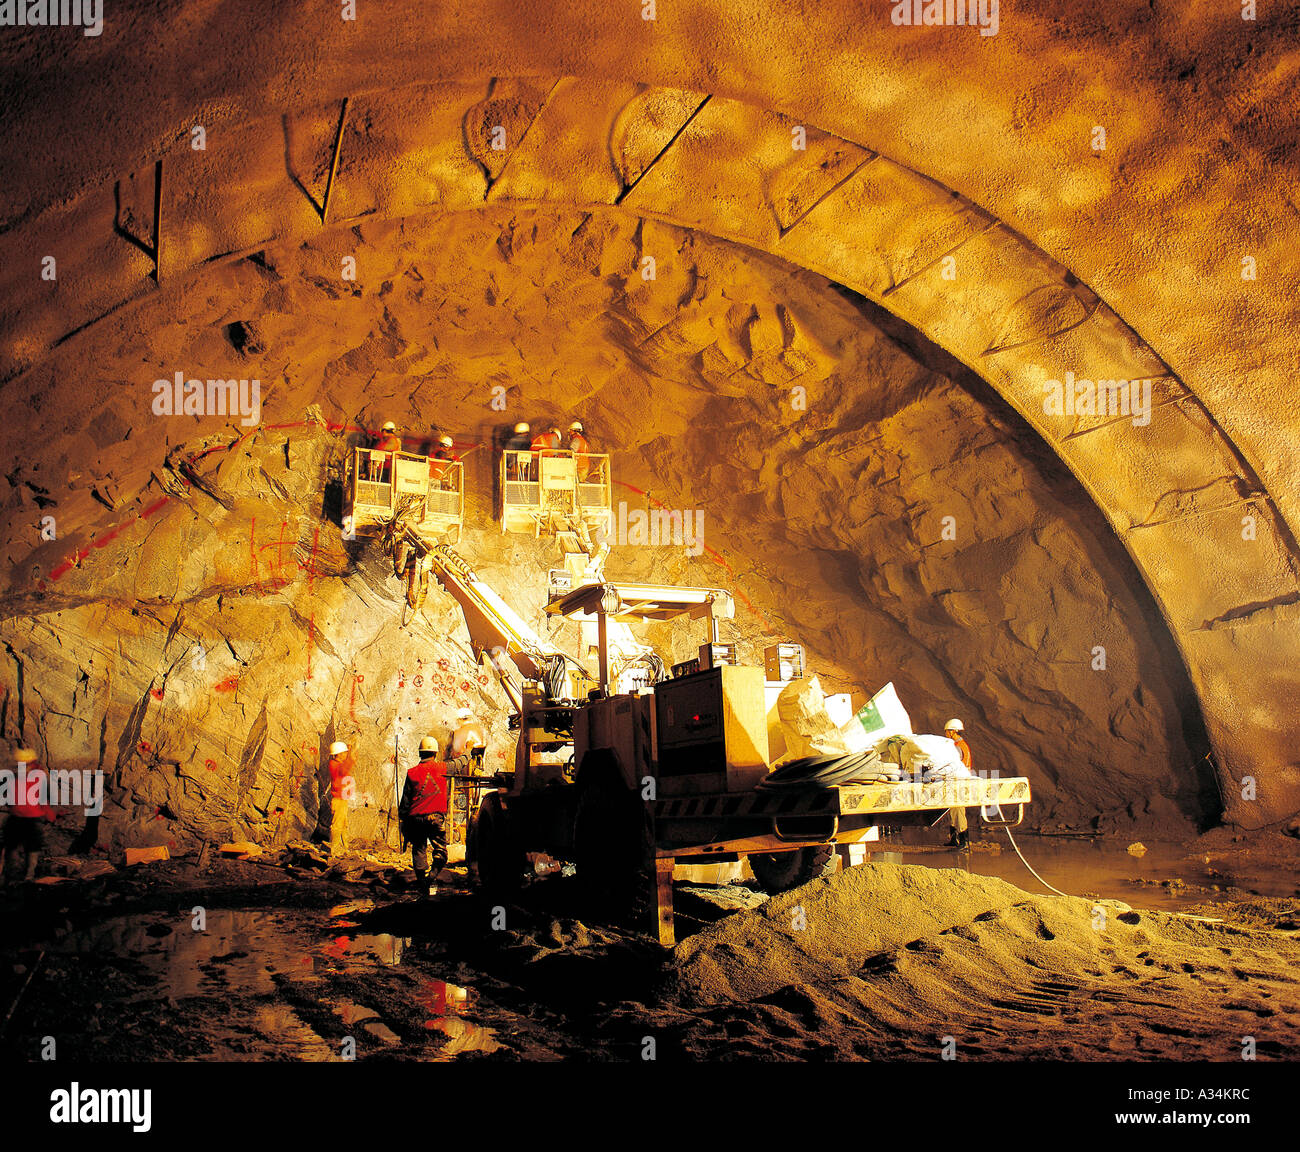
2 3 1299 1075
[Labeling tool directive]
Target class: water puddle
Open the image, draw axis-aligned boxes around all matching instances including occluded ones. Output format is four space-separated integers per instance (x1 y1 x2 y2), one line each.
873 832 1299 910
50 907 501 1059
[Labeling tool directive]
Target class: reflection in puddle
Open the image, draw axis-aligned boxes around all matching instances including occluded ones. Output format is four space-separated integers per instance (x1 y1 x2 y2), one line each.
54 909 501 1060
414 977 503 1059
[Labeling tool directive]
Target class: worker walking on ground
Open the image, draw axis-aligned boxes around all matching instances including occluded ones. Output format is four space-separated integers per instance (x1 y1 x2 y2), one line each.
1 749 55 884
327 740 355 857
568 421 592 482
944 718 972 848
398 736 473 897
369 420 403 481
505 421 531 480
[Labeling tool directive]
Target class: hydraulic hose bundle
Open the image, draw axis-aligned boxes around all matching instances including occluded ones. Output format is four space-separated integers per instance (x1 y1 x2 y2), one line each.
757 749 901 791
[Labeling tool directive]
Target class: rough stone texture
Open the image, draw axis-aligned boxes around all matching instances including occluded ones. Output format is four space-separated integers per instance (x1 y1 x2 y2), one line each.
0 210 1213 842
0 12 1295 822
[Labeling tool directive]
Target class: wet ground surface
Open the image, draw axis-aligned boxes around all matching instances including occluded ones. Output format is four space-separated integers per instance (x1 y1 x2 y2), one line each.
1 831 1296 1061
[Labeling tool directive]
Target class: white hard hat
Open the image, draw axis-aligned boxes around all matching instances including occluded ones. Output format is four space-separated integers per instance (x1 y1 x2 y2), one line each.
455 707 472 721
329 741 348 755
513 422 530 434
382 421 397 432
418 735 439 755
944 718 964 733
439 435 454 448
15 748 37 763
569 421 583 433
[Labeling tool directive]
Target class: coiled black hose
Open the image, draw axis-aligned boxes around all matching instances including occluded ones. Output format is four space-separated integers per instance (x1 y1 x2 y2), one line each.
757 749 901 790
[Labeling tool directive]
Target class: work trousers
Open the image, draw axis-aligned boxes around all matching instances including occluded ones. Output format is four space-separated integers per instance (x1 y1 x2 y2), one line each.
406 813 447 880
329 800 349 856
948 806 968 834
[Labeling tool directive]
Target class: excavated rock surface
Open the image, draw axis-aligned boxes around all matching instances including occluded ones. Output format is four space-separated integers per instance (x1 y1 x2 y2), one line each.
0 208 1210 848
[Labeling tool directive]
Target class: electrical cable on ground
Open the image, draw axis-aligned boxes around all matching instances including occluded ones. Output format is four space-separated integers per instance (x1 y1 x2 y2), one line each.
1002 827 1074 898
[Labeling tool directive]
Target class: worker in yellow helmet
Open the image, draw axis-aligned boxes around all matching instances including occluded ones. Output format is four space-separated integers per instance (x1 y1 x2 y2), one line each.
943 718 972 848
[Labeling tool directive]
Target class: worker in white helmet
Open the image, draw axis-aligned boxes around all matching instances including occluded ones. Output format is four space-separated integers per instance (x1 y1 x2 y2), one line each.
943 719 972 848
369 420 403 481
505 421 532 480
450 707 487 761
429 433 458 488
398 735 475 896
327 740 356 857
568 420 592 482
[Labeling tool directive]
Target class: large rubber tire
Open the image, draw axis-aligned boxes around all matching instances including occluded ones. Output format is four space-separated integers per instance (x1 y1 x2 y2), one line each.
573 774 651 912
748 844 837 894
469 793 524 895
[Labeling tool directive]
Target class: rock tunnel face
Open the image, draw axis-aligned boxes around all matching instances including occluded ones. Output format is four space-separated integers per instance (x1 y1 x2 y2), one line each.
1 3 1297 849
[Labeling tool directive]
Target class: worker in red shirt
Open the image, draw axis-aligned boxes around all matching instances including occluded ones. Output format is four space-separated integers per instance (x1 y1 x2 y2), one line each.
568 421 592 482
428 434 457 488
327 740 355 857
398 736 473 897
2 748 55 884
943 718 972 848
369 420 402 481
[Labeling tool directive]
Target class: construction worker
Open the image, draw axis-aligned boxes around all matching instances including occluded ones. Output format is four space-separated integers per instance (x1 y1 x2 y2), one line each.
568 421 592 482
450 707 486 761
398 736 472 896
944 718 972 848
1 749 54 884
505 421 531 480
369 420 402 481
429 434 457 488
327 740 355 857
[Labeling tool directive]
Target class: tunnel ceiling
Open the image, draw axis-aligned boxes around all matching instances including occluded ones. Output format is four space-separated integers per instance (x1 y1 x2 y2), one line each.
0 3 1297 827
0 206 1214 839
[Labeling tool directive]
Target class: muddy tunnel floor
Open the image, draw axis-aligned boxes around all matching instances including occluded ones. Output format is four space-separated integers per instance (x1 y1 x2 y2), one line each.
3 832 1298 1063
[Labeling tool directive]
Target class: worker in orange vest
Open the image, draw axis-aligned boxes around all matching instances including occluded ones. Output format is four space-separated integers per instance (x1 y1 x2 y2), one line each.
429 434 457 488
944 718 972 848
568 421 592 482
327 740 356 857
2 749 56 884
369 420 402 481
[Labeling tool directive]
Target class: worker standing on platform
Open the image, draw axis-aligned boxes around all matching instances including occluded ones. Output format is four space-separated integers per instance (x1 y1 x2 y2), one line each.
429 434 457 488
505 422 532 480
399 737 473 897
369 420 403 481
327 740 355 857
944 718 972 848
1 749 54 885
568 421 592 482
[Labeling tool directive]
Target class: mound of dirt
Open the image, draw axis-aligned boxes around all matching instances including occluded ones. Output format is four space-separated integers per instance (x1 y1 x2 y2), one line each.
671 864 1300 1060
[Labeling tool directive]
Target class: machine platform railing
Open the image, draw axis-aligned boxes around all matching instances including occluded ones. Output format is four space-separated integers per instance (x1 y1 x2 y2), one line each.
345 447 463 541
500 449 611 536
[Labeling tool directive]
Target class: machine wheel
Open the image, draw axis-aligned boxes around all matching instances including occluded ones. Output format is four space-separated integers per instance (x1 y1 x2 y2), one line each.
748 844 837 894
573 771 651 912
469 793 524 894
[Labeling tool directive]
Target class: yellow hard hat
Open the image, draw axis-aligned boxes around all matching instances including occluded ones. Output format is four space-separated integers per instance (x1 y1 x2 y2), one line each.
329 741 348 756
382 421 397 432
418 735 439 755
15 748 37 763
944 718 964 733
